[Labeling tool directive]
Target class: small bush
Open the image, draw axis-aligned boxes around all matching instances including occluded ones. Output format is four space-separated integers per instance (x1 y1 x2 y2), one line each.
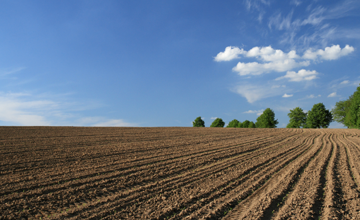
227 119 240 128
193 117 205 127
210 118 225 127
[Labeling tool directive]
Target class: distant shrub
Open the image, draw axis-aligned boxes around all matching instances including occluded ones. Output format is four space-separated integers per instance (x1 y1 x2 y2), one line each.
248 121 256 128
242 120 250 128
256 108 278 128
193 117 205 127
306 103 332 128
210 118 225 127
287 107 307 128
227 119 240 128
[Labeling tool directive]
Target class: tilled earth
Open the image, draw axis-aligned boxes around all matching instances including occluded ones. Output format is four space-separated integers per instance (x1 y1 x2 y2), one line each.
1 127 360 219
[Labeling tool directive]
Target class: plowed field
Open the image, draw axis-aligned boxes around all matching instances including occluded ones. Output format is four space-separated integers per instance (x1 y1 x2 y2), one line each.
1 127 360 219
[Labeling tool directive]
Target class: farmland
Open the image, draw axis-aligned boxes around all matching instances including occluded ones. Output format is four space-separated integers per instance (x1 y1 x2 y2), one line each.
1 127 360 219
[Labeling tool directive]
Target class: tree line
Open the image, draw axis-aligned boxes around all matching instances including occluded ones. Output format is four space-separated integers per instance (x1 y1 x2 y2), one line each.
192 108 279 128
193 84 360 129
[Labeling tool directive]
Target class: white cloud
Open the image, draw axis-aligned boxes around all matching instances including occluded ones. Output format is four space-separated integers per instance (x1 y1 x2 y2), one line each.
245 46 300 61
290 0 302 6
0 92 54 125
232 83 288 103
301 6 326 26
233 59 310 76
268 11 294 30
303 45 354 60
282 93 293 98
92 119 137 127
276 69 318 82
216 45 353 76
214 46 245 62
340 80 349 84
0 67 26 76
306 94 321 99
271 85 286 89
210 117 218 120
244 0 270 11
328 92 337 97
244 109 264 116
266 1 360 47
0 91 137 127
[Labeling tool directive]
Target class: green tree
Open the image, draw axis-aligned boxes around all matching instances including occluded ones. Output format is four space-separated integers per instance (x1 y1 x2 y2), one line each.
286 107 307 128
237 121 243 128
210 118 225 127
255 108 278 128
306 103 333 128
344 85 360 128
192 116 205 127
227 119 240 128
248 121 256 128
242 120 250 128
332 96 352 127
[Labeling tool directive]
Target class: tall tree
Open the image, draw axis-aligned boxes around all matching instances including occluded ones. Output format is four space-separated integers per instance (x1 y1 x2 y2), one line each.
210 118 225 127
306 103 333 128
287 107 307 128
344 85 360 128
248 121 256 128
255 108 278 128
192 117 205 127
242 120 250 128
227 119 240 128
332 95 353 127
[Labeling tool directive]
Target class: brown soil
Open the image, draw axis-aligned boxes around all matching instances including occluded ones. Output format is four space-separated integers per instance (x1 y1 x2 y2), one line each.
0 127 359 219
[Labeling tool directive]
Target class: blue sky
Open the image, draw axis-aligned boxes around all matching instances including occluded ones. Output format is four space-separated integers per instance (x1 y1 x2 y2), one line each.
0 0 359 127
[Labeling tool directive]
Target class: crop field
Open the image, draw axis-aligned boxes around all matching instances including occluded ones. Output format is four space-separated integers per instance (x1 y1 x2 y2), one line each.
1 127 360 219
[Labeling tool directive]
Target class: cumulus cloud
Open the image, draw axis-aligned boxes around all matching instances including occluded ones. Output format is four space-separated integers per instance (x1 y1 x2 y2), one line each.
328 92 337 97
216 45 353 76
276 69 318 82
244 109 264 116
340 80 349 84
282 93 293 98
233 60 310 76
214 46 245 62
230 45 308 75
303 45 354 60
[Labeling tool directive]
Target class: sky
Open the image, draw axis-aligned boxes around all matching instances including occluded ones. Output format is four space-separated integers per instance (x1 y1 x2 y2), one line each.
0 0 359 128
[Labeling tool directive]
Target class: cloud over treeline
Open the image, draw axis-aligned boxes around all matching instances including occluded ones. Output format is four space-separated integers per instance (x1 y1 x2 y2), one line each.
214 45 354 76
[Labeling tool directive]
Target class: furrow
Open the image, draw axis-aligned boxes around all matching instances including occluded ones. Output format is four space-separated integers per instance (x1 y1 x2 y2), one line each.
321 133 344 219
1 131 299 219
174 132 317 220
334 133 360 218
0 130 289 192
59 132 304 219
223 130 324 219
270 132 331 220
